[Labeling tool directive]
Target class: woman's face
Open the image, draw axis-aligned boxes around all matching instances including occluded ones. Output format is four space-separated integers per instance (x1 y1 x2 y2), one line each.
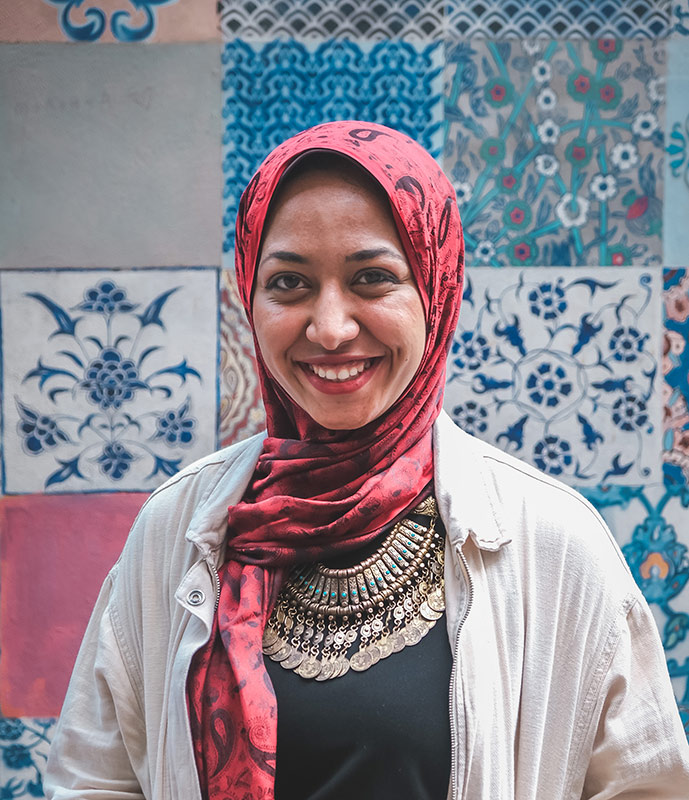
252 169 426 430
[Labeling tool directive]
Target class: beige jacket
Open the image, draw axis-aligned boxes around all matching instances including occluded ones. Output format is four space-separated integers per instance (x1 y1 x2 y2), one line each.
45 411 689 799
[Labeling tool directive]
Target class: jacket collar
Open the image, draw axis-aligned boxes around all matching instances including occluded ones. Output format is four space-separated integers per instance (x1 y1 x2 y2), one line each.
183 412 510 554
433 410 512 552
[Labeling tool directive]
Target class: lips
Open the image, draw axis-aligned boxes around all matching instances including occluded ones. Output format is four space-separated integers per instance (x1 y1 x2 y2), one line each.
297 357 381 394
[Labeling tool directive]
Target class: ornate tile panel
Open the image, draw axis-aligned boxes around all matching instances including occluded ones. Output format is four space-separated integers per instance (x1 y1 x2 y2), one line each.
221 38 444 259
674 0 689 34
0 493 143 716
445 0 671 39
219 269 264 446
444 39 665 266
0 44 222 268
0 269 219 494
218 0 446 42
1 0 217 43
663 268 689 489
664 40 689 265
581 484 689 735
0 717 55 795
444 267 663 486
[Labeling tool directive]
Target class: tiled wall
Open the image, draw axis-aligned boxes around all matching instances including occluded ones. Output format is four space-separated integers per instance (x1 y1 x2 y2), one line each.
1 0 688 791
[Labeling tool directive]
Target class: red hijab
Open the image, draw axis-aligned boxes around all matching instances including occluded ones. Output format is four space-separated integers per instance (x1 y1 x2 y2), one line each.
187 122 464 798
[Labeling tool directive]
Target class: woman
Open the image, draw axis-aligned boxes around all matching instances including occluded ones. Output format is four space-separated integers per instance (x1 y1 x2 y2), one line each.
45 122 689 799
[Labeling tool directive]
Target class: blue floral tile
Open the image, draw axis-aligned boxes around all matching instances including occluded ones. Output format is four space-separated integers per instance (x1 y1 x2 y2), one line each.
664 40 689 265
219 0 446 41
444 267 663 486
445 0 671 39
0 717 54 796
444 38 666 266
221 38 443 260
0 269 219 494
673 0 689 34
581 484 689 737
663 268 689 490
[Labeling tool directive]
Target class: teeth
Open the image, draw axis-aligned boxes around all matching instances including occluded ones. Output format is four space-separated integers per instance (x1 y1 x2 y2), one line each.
310 360 371 382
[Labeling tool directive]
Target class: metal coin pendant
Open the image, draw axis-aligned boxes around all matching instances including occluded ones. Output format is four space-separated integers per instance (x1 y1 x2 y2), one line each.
367 644 381 666
377 637 393 659
272 644 293 662
280 648 304 670
296 656 321 679
337 657 350 678
263 638 287 656
427 588 445 613
315 658 335 682
390 631 407 653
420 600 443 622
350 649 373 672
403 623 424 646
262 627 279 648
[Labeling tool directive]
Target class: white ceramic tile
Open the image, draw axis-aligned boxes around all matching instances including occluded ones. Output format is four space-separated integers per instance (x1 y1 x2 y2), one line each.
1 268 219 493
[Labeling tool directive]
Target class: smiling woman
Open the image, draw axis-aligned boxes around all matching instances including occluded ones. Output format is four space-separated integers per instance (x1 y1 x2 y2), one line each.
253 156 426 430
45 122 689 800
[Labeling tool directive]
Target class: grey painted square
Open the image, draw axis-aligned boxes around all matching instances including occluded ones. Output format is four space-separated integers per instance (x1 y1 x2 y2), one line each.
0 44 222 268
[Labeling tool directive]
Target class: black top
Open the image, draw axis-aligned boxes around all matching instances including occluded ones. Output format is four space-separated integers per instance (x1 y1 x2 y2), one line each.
264 517 452 800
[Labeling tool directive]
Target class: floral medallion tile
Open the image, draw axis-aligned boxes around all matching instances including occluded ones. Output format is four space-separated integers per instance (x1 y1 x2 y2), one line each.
0 717 55 796
664 39 689 265
580 483 689 737
0 269 219 494
445 0 671 39
444 38 666 266
0 493 144 716
219 269 264 446
219 0 446 41
1 0 217 43
444 267 662 486
221 38 443 259
663 268 689 489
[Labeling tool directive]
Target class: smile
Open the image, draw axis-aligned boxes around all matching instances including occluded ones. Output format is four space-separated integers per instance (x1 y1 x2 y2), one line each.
307 359 373 382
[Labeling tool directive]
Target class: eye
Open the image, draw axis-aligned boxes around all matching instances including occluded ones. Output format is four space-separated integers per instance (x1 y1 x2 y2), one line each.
354 268 398 287
266 273 307 292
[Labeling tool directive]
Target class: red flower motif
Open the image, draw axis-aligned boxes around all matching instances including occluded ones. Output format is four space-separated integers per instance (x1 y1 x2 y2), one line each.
502 173 517 189
491 84 506 102
598 38 616 54
626 196 649 220
572 146 587 161
574 74 591 94
489 145 499 156
599 83 617 104
515 243 532 261
510 207 525 225
612 252 625 265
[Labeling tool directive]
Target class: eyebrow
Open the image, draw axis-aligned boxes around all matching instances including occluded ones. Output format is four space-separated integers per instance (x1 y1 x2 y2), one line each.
261 247 407 265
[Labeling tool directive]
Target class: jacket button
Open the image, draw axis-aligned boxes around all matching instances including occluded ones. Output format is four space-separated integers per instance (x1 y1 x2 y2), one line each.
187 589 205 606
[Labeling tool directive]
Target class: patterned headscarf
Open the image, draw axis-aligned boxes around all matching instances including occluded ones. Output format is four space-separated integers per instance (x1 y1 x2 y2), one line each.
188 121 464 798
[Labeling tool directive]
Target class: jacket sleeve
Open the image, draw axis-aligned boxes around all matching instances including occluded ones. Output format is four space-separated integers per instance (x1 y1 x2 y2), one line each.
581 595 689 799
43 567 147 799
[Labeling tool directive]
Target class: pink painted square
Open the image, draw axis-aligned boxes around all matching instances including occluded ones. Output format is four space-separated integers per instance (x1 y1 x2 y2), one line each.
0 493 146 717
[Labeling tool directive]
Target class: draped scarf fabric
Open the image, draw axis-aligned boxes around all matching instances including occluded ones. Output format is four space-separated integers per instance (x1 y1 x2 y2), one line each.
187 122 464 798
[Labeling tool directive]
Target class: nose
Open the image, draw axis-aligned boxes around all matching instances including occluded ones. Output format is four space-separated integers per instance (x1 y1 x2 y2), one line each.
305 284 360 350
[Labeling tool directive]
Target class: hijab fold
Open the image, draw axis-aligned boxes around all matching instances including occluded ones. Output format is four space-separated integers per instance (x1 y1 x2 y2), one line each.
187 121 464 799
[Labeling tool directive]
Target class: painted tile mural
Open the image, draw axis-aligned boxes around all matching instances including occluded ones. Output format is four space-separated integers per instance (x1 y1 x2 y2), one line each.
0 493 144 716
219 0 446 41
581 484 689 734
1 0 218 43
221 38 444 258
664 268 689 489
219 269 264 445
0 269 219 494
664 39 689 265
0 718 55 797
443 268 663 485
444 38 666 266
445 0 671 39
